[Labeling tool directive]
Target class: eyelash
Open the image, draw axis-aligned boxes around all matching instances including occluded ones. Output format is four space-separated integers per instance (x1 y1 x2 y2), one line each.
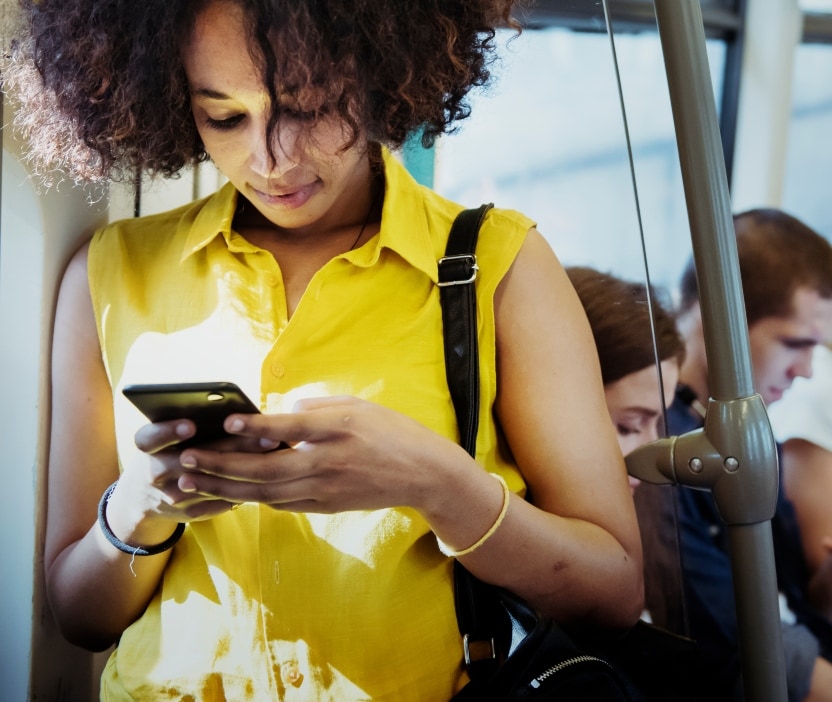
205 114 245 131
203 108 320 131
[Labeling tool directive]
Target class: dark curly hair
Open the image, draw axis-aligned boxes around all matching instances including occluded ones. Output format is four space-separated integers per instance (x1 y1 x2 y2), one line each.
5 0 521 182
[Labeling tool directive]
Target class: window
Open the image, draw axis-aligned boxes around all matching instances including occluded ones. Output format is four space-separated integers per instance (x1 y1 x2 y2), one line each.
434 24 726 292
783 14 832 237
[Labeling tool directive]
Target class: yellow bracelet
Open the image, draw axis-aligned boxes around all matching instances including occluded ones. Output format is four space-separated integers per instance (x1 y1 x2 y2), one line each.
437 473 510 558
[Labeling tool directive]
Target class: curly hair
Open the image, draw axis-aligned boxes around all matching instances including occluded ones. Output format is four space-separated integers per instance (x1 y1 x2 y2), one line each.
567 266 685 386
4 0 520 183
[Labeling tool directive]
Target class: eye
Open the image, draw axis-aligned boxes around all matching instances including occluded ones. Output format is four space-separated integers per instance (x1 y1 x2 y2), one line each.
615 424 638 437
204 114 245 131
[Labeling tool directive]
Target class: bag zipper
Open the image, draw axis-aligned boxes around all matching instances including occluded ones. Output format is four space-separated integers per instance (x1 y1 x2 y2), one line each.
529 655 614 689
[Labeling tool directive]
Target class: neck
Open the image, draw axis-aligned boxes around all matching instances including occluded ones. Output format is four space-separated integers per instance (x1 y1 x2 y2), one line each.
678 357 709 417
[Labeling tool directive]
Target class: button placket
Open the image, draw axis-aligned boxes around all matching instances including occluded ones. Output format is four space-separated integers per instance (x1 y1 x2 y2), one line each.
280 660 304 688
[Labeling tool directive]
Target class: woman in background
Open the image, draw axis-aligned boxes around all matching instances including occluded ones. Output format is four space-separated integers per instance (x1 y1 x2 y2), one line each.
567 266 685 630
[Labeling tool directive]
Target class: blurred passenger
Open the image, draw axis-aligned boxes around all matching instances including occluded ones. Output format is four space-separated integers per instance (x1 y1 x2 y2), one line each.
567 266 683 480
769 345 832 622
567 266 686 630
669 208 832 702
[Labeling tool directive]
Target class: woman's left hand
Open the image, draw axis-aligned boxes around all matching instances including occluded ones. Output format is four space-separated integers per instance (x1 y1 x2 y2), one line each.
175 395 464 513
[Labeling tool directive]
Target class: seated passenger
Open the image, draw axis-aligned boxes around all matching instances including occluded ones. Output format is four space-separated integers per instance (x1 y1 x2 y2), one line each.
567 266 686 630
768 344 832 623
669 209 832 702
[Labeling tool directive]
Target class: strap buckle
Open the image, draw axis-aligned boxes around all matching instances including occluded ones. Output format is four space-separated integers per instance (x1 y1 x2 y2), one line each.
463 633 497 666
438 254 479 287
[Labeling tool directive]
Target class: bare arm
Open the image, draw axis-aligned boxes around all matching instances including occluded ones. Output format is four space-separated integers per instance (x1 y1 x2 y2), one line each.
781 438 832 622
459 228 644 626
806 657 832 702
782 438 832 575
46 244 172 650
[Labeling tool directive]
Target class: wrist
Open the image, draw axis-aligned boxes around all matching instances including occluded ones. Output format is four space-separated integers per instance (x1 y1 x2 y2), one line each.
424 463 511 557
436 473 510 557
98 481 184 556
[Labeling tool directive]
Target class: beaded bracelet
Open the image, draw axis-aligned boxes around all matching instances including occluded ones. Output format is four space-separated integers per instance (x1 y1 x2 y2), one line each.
97 481 185 557
437 473 510 558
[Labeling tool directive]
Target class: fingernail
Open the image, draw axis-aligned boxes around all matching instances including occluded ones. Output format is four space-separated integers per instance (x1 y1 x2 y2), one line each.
260 438 280 450
179 476 196 492
176 422 193 438
181 454 197 468
227 418 245 432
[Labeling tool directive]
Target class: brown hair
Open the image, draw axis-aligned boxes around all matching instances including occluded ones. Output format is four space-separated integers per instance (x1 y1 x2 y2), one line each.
5 0 520 182
567 266 685 385
678 209 832 326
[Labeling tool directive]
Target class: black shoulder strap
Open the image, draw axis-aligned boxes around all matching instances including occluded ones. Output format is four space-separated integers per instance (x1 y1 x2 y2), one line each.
439 204 504 680
438 204 493 457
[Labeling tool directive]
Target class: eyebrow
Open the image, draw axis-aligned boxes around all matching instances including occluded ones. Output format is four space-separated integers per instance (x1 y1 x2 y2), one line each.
618 407 661 420
190 87 232 100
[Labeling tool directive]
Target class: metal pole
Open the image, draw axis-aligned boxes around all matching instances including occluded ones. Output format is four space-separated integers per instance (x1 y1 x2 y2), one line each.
650 1 787 700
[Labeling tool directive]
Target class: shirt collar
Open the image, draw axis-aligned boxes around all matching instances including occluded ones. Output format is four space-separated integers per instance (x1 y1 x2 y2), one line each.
178 148 441 282
349 146 440 283
179 181 254 262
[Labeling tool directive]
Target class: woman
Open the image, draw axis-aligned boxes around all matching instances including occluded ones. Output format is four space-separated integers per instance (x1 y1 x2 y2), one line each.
8 2 643 698
567 265 685 630
567 267 683 469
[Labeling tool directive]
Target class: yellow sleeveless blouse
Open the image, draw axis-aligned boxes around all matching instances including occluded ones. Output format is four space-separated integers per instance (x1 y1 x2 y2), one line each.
89 149 533 701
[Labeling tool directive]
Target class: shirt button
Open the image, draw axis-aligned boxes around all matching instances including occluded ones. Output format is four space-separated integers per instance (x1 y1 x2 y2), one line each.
265 273 280 287
281 662 304 688
271 364 285 378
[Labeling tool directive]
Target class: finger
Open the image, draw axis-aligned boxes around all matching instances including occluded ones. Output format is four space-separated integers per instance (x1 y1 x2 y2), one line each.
176 468 309 506
179 498 242 521
151 480 242 520
135 419 196 454
223 407 353 446
179 444 303 483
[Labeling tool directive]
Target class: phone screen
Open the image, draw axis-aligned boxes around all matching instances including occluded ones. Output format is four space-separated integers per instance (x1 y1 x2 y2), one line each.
122 381 260 447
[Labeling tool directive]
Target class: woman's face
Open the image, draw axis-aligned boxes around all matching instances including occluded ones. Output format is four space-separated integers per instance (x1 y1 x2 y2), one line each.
604 359 679 492
181 1 371 234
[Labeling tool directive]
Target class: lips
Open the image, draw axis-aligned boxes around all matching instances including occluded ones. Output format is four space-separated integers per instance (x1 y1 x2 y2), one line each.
252 181 318 210
768 387 785 403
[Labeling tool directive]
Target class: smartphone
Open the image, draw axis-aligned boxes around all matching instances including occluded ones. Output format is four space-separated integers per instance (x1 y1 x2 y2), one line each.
122 381 260 447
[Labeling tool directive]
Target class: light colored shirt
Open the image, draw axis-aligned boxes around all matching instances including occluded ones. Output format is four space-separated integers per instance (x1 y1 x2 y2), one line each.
89 149 533 700
768 344 832 453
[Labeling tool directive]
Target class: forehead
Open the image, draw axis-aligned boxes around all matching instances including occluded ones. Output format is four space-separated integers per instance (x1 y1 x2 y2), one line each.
604 360 679 413
757 287 832 342
183 2 253 81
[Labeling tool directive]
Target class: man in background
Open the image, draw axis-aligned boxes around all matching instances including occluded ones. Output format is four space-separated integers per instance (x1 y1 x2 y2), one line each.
669 208 832 702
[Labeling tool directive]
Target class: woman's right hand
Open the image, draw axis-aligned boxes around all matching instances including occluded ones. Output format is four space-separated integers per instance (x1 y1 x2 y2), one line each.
108 417 269 547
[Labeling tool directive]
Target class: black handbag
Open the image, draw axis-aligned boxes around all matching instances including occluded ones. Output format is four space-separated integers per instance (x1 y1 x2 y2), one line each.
439 206 703 701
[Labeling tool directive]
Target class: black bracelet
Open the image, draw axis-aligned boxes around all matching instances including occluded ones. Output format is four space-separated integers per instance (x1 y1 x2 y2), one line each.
97 481 185 556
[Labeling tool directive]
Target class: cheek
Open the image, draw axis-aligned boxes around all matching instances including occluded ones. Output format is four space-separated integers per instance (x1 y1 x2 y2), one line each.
749 339 775 382
617 434 640 457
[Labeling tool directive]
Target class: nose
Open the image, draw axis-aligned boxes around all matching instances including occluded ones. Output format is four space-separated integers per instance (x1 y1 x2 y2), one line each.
791 348 815 380
248 123 299 178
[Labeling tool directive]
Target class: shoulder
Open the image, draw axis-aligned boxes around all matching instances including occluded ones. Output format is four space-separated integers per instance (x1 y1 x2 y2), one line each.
87 185 239 294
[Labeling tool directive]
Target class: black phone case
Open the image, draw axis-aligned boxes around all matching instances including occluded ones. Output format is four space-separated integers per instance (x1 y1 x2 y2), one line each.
122 381 260 447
